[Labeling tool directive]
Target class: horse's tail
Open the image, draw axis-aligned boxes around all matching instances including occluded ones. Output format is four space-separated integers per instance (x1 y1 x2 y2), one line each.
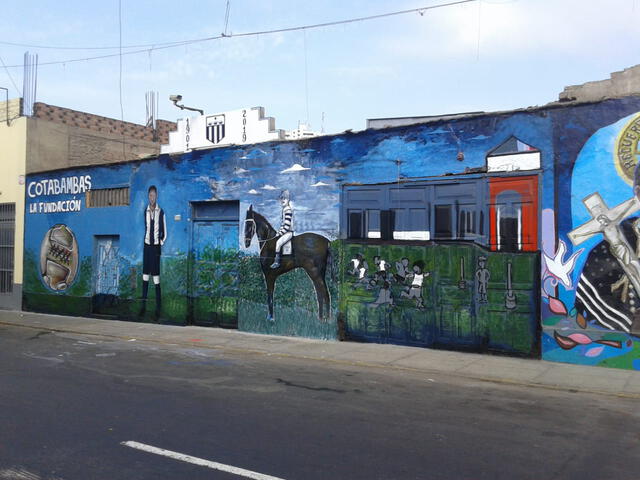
326 244 337 283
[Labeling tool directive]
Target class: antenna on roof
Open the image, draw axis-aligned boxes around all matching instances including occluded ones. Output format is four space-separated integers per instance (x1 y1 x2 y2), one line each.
22 51 38 116
145 91 158 129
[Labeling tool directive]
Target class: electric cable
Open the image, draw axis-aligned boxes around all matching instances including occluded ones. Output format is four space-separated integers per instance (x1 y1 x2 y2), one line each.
1 0 477 68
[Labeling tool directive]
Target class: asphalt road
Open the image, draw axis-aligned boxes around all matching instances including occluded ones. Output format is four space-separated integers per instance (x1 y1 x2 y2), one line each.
1 322 639 480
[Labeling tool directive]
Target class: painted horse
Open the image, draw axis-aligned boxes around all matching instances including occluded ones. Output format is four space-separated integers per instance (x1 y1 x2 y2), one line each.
244 205 331 322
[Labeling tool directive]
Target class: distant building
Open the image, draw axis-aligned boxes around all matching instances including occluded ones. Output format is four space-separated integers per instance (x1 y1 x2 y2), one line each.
29 102 175 173
284 123 321 140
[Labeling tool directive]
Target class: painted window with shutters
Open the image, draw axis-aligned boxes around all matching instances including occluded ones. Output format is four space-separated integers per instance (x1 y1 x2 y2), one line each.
86 187 130 208
342 178 488 245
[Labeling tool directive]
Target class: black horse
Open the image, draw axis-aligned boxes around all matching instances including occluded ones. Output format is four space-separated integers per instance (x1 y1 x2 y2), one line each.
244 205 331 322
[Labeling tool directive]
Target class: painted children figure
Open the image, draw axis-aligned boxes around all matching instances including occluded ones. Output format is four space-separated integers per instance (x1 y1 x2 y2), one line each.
369 280 394 308
475 255 490 304
394 257 410 283
350 253 370 288
140 185 167 318
270 189 294 269
401 260 429 308
373 255 388 283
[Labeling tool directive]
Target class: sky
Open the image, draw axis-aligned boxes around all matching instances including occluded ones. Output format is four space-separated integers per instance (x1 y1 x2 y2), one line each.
2 0 640 135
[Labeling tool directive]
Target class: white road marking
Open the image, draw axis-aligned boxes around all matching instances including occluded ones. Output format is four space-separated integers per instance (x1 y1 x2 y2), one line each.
121 441 286 480
0 467 41 480
0 467 63 480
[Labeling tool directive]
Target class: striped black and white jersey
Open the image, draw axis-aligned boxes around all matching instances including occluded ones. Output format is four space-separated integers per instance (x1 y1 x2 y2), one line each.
277 203 293 236
574 217 638 333
144 204 167 246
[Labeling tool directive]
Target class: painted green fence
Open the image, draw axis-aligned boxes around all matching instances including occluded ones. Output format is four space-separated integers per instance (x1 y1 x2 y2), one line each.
338 241 540 356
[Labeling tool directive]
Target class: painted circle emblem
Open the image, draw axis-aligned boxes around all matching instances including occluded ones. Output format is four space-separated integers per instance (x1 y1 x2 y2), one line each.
39 224 79 291
614 113 640 185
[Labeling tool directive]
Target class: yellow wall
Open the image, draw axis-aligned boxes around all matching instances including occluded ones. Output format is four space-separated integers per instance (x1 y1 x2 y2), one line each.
0 115 27 285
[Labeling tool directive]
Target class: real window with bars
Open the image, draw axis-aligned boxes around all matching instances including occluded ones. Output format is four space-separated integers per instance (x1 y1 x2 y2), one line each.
86 187 130 208
0 203 15 294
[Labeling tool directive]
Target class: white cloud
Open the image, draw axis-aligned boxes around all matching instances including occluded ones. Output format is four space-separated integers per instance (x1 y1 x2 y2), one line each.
281 163 310 173
311 181 329 187
262 184 278 190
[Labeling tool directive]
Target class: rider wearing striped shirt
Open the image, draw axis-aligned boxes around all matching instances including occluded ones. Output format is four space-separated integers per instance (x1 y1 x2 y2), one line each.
270 190 293 269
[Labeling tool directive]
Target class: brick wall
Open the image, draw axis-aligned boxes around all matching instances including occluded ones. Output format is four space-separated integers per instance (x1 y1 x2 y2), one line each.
32 102 176 144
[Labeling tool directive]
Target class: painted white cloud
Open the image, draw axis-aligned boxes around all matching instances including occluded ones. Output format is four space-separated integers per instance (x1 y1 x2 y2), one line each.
234 167 250 174
311 181 329 187
262 184 278 190
248 189 260 195
281 163 310 173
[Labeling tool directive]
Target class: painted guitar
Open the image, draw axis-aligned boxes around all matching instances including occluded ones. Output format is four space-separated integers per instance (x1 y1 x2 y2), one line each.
505 260 517 310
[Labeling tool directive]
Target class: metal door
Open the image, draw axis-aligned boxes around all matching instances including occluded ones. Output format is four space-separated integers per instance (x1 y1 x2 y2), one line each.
190 218 239 327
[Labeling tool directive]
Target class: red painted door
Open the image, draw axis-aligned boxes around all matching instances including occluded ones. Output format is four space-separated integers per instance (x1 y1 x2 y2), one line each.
489 176 538 252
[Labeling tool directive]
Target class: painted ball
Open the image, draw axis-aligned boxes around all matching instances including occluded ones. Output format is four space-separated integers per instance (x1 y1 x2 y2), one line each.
39 224 79 291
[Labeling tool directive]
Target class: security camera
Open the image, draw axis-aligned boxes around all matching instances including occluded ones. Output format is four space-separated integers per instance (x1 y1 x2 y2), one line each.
168 94 204 115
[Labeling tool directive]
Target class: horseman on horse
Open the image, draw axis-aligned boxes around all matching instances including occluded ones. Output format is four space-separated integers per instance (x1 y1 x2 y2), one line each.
244 196 332 322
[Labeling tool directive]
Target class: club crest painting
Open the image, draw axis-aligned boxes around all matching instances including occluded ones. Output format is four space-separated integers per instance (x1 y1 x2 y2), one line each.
20 96 640 370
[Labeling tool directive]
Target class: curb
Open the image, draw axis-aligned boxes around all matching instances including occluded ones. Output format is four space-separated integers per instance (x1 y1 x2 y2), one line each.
2 318 639 400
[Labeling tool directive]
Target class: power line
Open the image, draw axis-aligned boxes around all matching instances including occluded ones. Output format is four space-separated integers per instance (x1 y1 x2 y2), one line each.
1 0 477 68
0 56 22 95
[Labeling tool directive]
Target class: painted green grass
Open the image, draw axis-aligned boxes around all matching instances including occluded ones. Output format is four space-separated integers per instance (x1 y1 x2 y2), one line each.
237 245 339 340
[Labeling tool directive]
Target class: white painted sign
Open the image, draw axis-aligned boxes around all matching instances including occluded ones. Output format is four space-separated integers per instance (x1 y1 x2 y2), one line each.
161 106 285 154
487 151 541 173
27 175 91 214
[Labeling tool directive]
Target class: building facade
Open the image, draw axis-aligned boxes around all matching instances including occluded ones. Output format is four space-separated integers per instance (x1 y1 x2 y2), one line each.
20 93 640 371
0 98 175 311
0 99 27 310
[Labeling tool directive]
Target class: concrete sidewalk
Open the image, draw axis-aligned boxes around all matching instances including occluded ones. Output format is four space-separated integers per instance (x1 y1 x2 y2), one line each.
1 309 639 398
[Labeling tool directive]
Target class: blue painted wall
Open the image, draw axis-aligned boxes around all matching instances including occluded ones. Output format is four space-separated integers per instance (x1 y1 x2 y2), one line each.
22 96 640 366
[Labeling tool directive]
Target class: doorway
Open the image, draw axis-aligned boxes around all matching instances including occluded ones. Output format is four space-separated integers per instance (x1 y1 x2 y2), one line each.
189 201 239 327
92 235 120 315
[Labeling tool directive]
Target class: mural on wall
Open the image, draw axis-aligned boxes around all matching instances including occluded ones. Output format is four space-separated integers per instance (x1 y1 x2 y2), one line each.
139 185 167 319
40 224 79 291
340 242 539 355
543 112 640 370
22 102 563 354
244 201 331 322
23 103 565 347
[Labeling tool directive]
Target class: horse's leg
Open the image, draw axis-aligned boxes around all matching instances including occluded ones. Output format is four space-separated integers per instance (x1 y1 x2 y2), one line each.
264 272 276 322
312 273 330 323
